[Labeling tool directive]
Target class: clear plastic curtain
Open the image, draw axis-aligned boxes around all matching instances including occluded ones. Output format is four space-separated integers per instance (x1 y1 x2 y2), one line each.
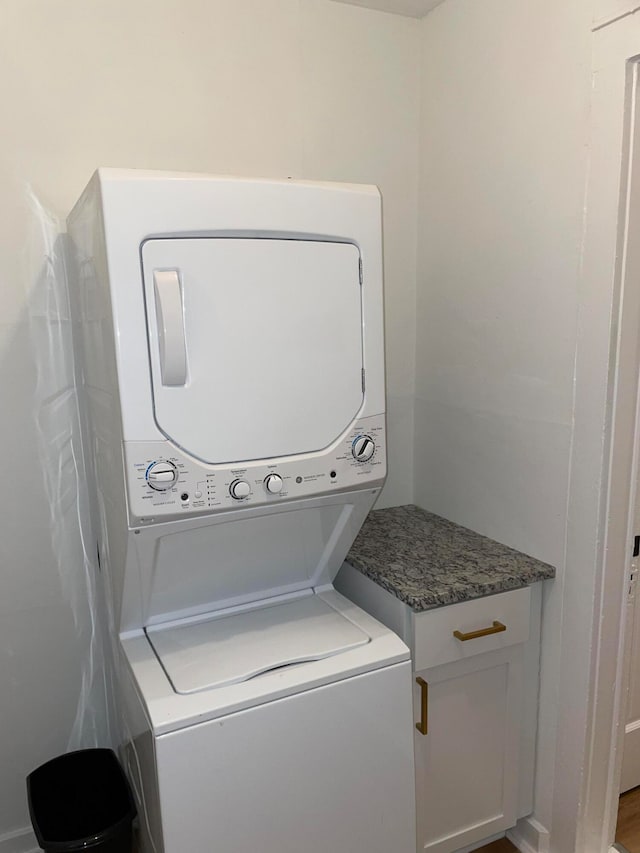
25 188 113 751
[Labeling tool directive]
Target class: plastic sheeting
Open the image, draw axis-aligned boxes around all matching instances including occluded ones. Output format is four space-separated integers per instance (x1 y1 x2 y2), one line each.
25 189 114 751
25 189 162 850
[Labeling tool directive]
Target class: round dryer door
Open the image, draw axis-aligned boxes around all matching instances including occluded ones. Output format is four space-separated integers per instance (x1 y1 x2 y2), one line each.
142 237 364 464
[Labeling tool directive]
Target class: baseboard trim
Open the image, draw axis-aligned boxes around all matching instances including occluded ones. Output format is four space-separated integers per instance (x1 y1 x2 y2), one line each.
507 816 550 853
0 826 38 853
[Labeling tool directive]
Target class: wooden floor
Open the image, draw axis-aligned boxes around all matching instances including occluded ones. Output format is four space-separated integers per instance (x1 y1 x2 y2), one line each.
472 839 518 852
617 785 640 851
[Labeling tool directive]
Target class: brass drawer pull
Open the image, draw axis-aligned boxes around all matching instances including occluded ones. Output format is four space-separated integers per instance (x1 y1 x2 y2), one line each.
453 620 506 642
415 677 428 735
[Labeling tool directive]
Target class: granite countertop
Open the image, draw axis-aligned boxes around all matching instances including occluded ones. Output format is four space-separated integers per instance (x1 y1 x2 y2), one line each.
345 504 556 612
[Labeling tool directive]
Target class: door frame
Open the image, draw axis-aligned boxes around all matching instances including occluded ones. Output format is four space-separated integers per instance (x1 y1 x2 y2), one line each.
566 11 640 853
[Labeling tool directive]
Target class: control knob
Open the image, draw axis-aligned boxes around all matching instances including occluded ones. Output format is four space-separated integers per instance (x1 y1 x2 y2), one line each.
264 474 283 494
352 435 375 463
229 479 251 500
146 461 178 491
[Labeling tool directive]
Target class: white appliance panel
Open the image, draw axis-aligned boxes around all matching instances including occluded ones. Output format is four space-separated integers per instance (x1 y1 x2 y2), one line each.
154 661 416 853
146 595 370 693
68 171 386 451
122 588 412 733
123 412 385 523
142 238 364 464
121 592 415 853
121 489 380 631
131 498 367 626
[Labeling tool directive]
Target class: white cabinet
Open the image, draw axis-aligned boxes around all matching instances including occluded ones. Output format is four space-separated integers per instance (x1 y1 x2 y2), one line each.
335 566 542 853
413 646 523 852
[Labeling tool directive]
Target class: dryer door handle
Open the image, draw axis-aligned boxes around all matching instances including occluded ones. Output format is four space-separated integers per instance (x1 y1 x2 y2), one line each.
153 270 187 386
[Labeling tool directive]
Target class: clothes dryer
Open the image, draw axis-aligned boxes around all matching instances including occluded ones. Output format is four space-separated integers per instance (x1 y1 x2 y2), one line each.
67 169 416 853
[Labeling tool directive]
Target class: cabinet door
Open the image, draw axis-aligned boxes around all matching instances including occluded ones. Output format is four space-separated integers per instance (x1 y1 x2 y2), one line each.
414 648 523 853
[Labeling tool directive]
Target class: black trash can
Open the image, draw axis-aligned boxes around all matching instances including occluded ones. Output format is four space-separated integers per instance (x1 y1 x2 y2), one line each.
27 748 136 853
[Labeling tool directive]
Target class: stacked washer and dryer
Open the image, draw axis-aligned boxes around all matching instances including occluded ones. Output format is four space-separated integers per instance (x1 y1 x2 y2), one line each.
67 169 416 853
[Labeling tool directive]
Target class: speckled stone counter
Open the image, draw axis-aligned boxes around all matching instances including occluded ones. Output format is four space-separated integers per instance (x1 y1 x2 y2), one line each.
345 504 555 612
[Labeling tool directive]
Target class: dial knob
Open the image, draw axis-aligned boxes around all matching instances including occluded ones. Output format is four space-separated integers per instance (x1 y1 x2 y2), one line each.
146 461 178 491
352 435 375 463
229 479 251 500
264 474 284 494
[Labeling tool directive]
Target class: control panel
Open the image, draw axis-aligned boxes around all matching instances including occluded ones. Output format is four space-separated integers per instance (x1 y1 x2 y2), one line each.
124 414 385 523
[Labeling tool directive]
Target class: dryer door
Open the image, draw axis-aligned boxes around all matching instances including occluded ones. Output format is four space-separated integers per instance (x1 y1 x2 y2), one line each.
141 238 364 464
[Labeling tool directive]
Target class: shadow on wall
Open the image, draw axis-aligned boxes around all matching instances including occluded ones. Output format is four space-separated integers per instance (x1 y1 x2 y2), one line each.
21 189 112 750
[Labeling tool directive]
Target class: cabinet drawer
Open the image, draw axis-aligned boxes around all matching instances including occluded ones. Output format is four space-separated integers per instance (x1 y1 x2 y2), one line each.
412 587 531 671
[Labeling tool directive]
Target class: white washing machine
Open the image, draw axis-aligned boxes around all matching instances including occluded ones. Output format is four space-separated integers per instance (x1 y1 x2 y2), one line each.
67 169 416 853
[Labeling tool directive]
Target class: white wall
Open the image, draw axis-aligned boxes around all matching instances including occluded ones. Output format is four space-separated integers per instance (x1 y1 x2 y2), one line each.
0 0 418 840
415 0 592 843
0 0 604 847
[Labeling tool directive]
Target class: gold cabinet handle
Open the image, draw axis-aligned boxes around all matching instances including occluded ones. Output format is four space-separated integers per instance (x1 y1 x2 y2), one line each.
415 677 428 735
453 620 506 642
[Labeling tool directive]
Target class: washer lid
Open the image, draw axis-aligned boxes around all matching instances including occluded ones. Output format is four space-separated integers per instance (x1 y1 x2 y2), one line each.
146 595 370 694
142 238 364 464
